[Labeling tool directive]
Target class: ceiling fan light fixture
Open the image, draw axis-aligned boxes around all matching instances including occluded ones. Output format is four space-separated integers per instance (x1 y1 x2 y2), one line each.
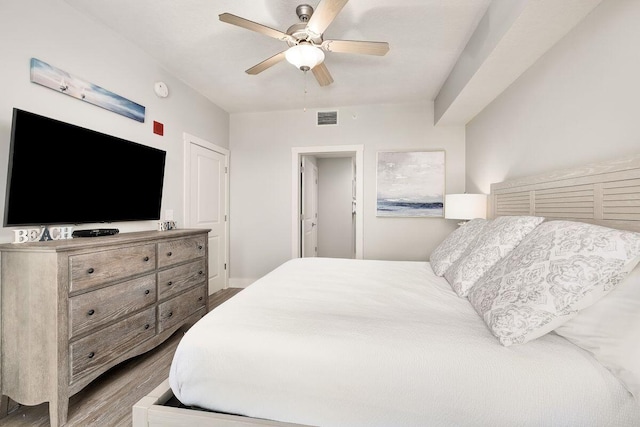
285 43 325 71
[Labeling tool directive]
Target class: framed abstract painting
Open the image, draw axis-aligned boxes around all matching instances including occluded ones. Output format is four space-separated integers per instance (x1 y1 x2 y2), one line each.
376 150 445 217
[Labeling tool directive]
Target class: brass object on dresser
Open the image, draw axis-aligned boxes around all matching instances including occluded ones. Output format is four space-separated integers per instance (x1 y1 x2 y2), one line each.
0 228 210 427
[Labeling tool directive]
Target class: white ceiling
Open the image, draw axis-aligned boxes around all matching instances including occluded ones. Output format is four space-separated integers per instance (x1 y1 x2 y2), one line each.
62 0 492 114
61 0 602 120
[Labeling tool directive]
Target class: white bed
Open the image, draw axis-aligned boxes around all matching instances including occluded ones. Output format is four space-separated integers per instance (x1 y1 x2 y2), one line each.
168 257 640 426
134 153 640 426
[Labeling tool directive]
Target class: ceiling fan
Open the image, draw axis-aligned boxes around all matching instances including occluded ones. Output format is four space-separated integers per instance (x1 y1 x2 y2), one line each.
219 0 390 87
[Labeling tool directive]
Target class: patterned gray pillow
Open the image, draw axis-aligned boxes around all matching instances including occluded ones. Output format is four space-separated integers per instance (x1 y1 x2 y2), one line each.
468 220 640 346
444 215 545 297
430 219 488 276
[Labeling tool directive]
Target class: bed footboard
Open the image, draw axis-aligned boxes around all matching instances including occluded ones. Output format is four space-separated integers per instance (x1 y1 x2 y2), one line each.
132 379 310 427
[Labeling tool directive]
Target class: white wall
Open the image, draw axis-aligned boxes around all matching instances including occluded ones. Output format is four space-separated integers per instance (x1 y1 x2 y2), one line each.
466 0 640 193
229 103 465 282
317 157 353 259
0 0 229 242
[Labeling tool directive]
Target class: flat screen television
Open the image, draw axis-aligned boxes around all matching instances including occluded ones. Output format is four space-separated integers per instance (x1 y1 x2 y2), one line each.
4 108 167 227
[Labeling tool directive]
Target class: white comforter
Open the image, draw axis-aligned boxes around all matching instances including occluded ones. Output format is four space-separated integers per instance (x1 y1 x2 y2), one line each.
170 258 640 426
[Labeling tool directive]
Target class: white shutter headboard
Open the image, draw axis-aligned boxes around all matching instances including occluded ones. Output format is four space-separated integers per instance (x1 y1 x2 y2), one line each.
489 153 640 232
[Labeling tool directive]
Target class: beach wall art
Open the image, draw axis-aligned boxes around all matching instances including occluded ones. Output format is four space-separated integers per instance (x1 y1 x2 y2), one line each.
30 58 145 123
376 150 445 217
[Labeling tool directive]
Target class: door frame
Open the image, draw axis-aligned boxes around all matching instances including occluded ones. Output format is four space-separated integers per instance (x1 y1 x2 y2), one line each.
291 145 364 259
183 132 230 289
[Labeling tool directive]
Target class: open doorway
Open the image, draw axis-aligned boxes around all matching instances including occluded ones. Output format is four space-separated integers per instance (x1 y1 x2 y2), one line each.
316 156 355 258
292 145 364 259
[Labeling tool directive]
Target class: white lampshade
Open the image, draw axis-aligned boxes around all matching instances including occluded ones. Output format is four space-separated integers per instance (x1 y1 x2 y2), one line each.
285 43 325 71
445 194 487 220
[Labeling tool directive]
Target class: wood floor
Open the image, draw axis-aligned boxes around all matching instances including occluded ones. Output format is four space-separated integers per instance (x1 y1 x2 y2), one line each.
1 287 244 427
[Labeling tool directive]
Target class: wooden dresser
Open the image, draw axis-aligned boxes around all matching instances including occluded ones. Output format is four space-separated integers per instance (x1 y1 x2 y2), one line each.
0 228 210 427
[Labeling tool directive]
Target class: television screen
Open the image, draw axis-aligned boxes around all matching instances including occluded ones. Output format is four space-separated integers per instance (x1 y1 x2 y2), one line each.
4 108 166 226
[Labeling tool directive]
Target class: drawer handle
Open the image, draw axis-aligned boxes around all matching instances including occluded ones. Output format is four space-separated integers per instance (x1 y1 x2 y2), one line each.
167 251 173 257
144 324 150 330
143 256 150 262
167 281 173 286
168 311 173 318
145 289 150 295
198 245 203 250
87 309 95 316
198 270 203 275
87 268 95 274
198 296 203 301
88 352 95 359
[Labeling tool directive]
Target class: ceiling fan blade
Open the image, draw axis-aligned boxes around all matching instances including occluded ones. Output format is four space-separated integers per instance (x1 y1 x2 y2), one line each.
246 51 287 75
321 40 390 56
312 63 334 86
306 0 349 37
219 13 295 43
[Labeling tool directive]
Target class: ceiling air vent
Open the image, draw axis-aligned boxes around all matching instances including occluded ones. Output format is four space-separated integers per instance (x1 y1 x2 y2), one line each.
317 111 338 126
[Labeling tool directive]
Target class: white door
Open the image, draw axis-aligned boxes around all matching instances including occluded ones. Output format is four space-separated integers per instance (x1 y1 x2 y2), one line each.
186 136 228 294
301 156 318 257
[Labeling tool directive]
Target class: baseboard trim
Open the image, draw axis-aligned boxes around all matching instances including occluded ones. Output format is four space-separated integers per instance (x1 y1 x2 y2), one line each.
228 277 256 288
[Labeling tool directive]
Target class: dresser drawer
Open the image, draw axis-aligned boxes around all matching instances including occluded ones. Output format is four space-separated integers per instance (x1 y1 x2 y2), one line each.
157 236 206 268
157 259 206 300
158 285 207 333
70 307 156 383
70 274 157 338
70 244 156 293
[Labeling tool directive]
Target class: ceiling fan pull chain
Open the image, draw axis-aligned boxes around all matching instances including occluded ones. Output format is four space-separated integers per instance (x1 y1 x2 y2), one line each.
303 69 308 112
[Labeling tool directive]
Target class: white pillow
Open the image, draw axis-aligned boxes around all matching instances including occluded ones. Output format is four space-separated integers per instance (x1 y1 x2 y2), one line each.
444 215 544 297
468 220 640 347
554 264 640 404
430 218 488 276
